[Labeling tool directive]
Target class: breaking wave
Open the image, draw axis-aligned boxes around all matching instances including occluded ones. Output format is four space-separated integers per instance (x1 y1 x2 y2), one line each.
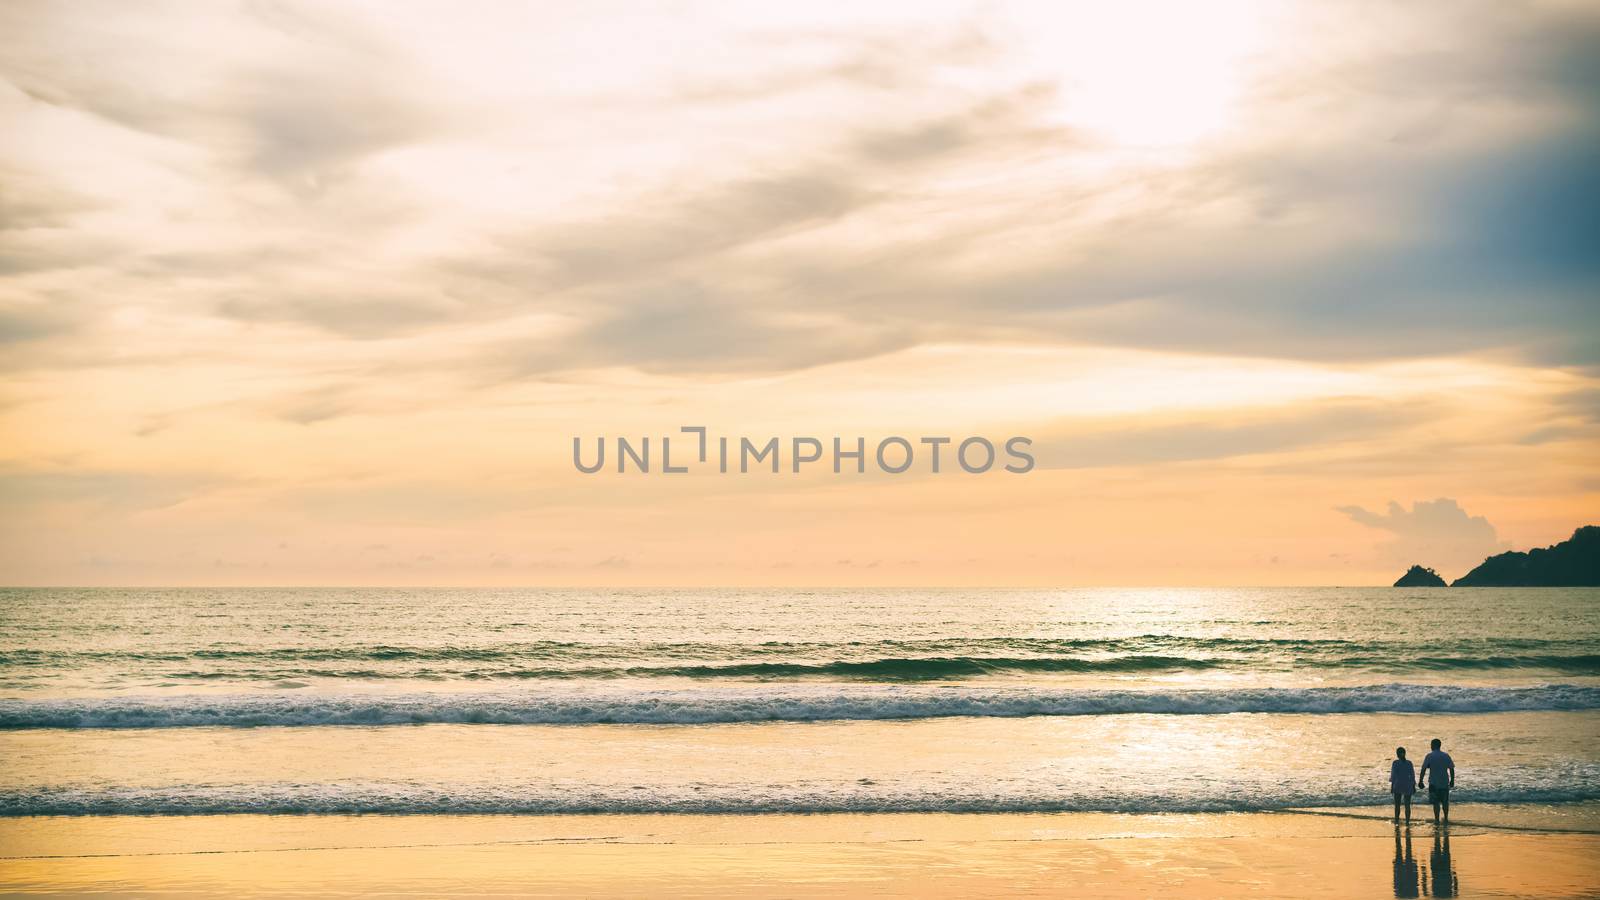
5 776 1599 816
3 682 1597 729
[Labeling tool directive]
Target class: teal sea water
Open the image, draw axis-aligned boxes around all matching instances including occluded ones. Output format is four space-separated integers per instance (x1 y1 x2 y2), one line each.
1 587 1597 815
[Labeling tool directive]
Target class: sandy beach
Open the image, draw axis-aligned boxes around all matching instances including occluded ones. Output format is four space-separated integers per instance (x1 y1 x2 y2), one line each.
3 807 1598 897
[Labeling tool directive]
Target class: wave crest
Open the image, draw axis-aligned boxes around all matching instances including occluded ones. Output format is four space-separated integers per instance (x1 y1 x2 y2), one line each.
4 778 1598 816
3 683 1597 729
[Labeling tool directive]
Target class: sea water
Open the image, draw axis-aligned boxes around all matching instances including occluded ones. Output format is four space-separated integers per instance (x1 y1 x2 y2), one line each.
1 587 1596 815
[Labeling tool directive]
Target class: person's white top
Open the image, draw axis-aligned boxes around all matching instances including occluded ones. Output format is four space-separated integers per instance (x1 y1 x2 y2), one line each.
1420 750 1454 788
1390 758 1416 792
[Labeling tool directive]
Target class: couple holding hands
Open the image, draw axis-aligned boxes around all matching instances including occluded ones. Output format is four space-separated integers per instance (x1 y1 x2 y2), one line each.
1389 738 1456 824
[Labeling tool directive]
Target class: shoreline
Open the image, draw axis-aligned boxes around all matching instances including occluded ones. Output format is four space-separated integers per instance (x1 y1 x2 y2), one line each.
4 806 1597 897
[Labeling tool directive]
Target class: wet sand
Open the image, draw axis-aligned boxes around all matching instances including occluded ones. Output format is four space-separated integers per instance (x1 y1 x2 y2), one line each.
2 807 1597 897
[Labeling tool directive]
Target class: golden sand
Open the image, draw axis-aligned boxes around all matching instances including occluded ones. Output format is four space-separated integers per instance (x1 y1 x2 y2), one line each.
3 810 1596 897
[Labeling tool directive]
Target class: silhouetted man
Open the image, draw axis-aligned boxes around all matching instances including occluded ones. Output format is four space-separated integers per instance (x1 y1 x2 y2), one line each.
1418 738 1455 823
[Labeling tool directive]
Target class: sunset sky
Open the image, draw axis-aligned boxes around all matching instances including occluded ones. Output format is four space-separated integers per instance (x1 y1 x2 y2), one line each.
1 0 1596 586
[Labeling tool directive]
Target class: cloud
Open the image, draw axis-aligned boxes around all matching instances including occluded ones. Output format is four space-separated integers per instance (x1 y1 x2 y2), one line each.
486 284 918 378
819 78 1600 369
1034 401 1422 470
468 5 1599 377
280 478 553 524
1337 498 1507 576
482 169 875 292
197 93 1041 348
1 1 440 196
849 85 1061 165
1554 387 1600 424
0 1 1596 392
273 385 359 426
217 291 462 339
0 466 232 511
668 23 995 105
0 301 79 345
442 91 1060 374
0 164 109 276
1512 385 1600 445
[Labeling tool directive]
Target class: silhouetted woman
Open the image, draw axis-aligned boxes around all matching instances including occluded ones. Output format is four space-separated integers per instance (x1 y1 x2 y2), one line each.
1389 746 1415 824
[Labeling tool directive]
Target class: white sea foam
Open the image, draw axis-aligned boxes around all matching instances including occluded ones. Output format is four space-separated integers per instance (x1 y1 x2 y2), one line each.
4 777 1599 816
3 683 1596 729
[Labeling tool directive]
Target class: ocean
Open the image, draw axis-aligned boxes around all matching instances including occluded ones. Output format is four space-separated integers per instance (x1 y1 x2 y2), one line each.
2 587 1597 816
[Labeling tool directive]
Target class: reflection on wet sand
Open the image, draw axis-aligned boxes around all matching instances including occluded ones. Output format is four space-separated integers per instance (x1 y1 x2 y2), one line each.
1393 827 1419 898
1426 828 1459 897
1393 826 1460 898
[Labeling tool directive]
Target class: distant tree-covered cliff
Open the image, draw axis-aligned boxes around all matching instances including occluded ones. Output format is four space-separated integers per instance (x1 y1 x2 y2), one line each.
1451 526 1599 586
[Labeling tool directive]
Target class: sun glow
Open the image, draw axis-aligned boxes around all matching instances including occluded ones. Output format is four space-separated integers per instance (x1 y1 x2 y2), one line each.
1017 1 1267 149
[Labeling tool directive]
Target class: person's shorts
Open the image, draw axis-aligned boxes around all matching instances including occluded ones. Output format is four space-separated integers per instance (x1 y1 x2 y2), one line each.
1428 785 1450 803
1392 789 1414 798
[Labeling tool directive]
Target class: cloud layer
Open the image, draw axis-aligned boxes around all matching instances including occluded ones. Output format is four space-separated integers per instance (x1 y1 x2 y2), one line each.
1 1 1596 584
4 1 1598 380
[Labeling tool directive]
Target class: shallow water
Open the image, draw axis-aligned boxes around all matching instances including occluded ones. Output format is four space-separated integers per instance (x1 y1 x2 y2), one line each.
1 587 1596 816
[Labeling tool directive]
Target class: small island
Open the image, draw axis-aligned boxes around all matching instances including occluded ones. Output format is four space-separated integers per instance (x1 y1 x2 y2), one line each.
1393 565 1447 587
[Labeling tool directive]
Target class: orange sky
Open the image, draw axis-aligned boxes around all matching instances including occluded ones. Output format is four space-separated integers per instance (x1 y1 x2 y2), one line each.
1 0 1596 586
